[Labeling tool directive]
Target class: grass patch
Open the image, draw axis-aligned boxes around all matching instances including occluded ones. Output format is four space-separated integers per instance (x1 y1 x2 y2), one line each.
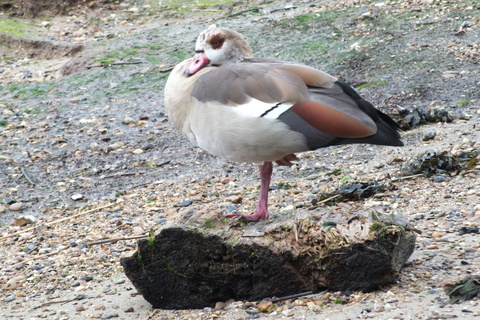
97 48 140 64
278 11 345 30
163 0 233 10
23 108 43 115
0 19 33 37
167 49 189 62
356 80 387 91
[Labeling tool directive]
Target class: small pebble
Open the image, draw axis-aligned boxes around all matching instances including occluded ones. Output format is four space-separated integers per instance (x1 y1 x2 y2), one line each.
431 232 444 238
4 277 25 290
9 202 24 212
142 143 154 150
282 309 294 316
433 176 448 183
423 131 437 141
101 313 119 319
25 243 38 253
178 200 193 207
0 205 6 213
13 215 36 226
132 226 144 234
124 307 134 312
76 305 86 312
71 193 84 201
122 116 135 124
5 295 15 302
225 195 243 204
257 301 273 312
215 301 225 310
71 281 81 287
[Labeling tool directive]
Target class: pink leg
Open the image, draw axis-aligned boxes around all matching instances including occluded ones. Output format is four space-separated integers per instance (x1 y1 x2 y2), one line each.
233 161 273 221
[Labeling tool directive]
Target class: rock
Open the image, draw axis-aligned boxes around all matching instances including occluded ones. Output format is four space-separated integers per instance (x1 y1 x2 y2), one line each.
0 205 6 214
124 307 134 313
4 276 26 290
132 148 144 154
121 212 415 309
431 232 444 238
142 143 154 151
24 243 37 253
433 176 449 183
177 200 193 207
122 116 135 125
71 193 84 201
282 309 294 316
76 305 86 311
101 313 119 319
4 295 15 302
225 195 243 204
257 301 274 312
13 215 36 226
72 28 87 37
132 226 144 234
214 301 225 310
9 202 24 212
422 131 437 141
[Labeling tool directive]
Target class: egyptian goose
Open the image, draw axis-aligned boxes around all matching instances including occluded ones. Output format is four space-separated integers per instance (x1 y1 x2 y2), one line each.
164 25 403 221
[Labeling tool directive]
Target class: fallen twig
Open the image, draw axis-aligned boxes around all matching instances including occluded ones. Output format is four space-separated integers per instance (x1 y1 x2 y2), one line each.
317 194 341 204
207 7 260 22
0 203 116 241
87 234 147 246
159 66 175 73
147 309 158 319
86 61 143 69
101 171 146 179
33 294 88 309
390 173 423 182
20 167 35 185
269 291 314 303
270 5 297 13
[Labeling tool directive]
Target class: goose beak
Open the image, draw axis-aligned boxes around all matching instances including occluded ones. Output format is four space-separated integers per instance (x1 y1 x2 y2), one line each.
185 51 210 77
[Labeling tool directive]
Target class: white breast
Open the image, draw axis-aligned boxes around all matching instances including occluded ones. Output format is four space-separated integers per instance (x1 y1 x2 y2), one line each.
187 99 309 162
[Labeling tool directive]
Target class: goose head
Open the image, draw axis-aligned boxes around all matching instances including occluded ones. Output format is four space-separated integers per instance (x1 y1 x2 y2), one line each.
185 25 253 77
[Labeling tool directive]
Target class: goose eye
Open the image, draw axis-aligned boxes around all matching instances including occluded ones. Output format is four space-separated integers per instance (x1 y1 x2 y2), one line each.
209 35 225 49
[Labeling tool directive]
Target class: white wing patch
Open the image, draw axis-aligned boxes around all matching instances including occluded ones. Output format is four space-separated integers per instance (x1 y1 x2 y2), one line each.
234 99 293 120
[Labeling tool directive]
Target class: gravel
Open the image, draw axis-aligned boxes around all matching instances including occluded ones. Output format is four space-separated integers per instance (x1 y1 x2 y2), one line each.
1 0 479 319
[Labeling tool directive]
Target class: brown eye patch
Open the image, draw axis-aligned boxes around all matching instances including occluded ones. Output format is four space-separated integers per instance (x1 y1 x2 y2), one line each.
209 34 225 49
